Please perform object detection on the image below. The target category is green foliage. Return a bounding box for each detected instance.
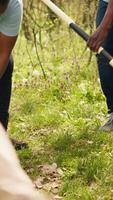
[10,1,112,198]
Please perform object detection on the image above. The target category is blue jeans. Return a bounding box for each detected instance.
[0,56,14,129]
[96,0,113,113]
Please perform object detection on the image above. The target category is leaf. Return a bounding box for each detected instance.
[40,163,63,179]
[87,140,93,145]
[57,168,63,176]
[41,163,58,177]
[34,177,45,189]
[43,183,52,191]
[52,195,63,200]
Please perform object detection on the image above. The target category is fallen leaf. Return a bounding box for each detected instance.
[41,163,58,177]
[57,168,63,176]
[52,195,63,200]
[34,177,45,189]
[43,183,52,191]
[87,140,93,145]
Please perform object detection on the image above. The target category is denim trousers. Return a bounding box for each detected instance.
[0,56,14,129]
[96,0,113,113]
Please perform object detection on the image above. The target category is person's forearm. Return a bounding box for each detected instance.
[100,0,113,30]
[0,54,9,78]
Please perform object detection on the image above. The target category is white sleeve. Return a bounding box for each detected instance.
[0,124,47,200]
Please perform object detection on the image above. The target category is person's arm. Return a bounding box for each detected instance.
[0,33,17,78]
[87,0,113,52]
[0,123,47,200]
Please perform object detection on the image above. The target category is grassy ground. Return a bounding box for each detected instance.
[8,30,113,199]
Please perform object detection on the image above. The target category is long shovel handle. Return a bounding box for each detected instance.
[41,0,113,67]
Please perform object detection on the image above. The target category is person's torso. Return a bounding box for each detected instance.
[102,0,109,3]
[0,0,23,36]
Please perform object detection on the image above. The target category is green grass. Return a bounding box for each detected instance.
[9,30,113,199]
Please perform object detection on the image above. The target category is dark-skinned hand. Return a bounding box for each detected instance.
[87,25,109,52]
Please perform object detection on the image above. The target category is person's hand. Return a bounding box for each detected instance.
[87,25,109,52]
